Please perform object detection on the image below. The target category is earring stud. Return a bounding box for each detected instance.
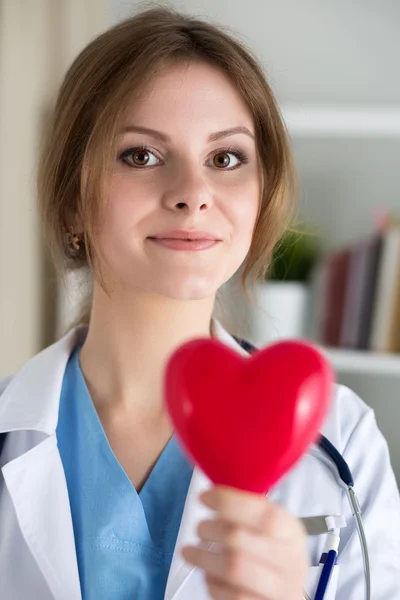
[67,230,82,251]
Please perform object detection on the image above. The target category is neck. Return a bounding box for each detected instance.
[78,284,216,419]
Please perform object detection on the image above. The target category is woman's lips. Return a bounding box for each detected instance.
[147,238,220,251]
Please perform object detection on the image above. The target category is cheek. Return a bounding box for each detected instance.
[105,176,151,233]
[228,179,261,238]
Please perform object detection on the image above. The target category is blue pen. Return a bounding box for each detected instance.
[314,532,339,600]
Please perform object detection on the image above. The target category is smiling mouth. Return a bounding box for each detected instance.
[147,237,220,251]
[149,237,211,241]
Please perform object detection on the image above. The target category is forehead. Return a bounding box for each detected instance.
[121,60,255,136]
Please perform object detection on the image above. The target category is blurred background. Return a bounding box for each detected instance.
[1,0,400,480]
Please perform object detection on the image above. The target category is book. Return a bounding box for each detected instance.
[369,225,400,352]
[322,249,351,347]
[389,271,400,352]
[339,240,369,349]
[357,233,383,349]
[338,233,383,349]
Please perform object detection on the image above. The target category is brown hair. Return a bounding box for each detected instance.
[37,4,298,331]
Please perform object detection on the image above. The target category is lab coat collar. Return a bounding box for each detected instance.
[0,326,87,435]
[0,316,336,445]
[0,317,337,444]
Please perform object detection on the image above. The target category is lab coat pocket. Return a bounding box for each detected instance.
[305,565,340,599]
[171,565,340,600]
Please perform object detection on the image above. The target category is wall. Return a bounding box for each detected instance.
[0,0,107,377]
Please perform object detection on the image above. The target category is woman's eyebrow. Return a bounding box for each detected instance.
[208,126,255,142]
[119,125,255,142]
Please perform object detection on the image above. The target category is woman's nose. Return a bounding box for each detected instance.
[162,164,213,212]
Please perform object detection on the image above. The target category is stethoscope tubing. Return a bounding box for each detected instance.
[311,435,371,600]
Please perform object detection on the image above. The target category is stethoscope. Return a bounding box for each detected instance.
[232,336,371,600]
[302,434,371,600]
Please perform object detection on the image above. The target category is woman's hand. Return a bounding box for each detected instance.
[181,485,309,600]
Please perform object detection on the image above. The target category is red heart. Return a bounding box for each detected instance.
[164,338,334,494]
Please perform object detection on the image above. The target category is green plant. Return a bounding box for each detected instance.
[267,224,321,282]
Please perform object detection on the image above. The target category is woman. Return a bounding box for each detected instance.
[0,7,399,600]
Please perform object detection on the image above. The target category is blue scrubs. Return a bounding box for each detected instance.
[56,344,194,600]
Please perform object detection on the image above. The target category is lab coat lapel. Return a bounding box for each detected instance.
[2,433,82,600]
[0,326,86,600]
[164,466,214,600]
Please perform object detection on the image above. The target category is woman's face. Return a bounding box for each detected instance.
[96,60,261,300]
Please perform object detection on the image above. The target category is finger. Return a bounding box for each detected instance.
[200,486,305,540]
[205,574,264,600]
[197,518,307,570]
[181,544,282,598]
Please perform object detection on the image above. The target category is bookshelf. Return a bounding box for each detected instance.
[323,347,400,377]
[282,103,400,482]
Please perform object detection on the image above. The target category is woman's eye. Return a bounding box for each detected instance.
[210,150,247,170]
[119,147,160,168]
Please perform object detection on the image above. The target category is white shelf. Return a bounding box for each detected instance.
[322,347,400,376]
[280,105,400,138]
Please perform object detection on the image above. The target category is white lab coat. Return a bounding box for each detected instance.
[0,319,400,600]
